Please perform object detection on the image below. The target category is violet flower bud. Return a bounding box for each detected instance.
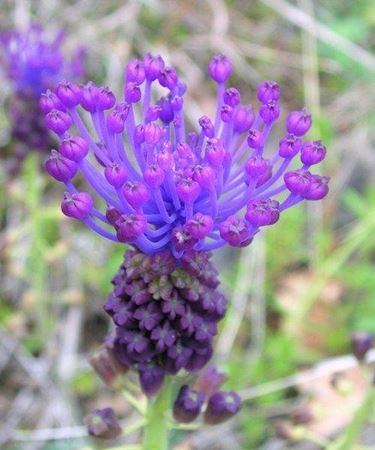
[61,191,93,219]
[351,331,373,361]
[159,66,178,90]
[45,109,72,135]
[80,82,98,112]
[144,164,165,188]
[84,407,122,439]
[146,105,161,122]
[125,82,141,103]
[257,80,280,103]
[223,87,241,107]
[173,385,205,423]
[232,105,255,133]
[105,164,128,188]
[303,175,329,200]
[247,129,264,149]
[220,105,233,123]
[107,103,129,134]
[204,391,242,425]
[157,148,174,171]
[123,181,150,209]
[199,116,215,138]
[56,81,82,107]
[39,89,64,113]
[59,135,88,162]
[138,361,165,396]
[144,123,162,145]
[176,178,201,204]
[279,134,302,158]
[246,199,280,227]
[208,54,232,83]
[286,108,312,136]
[245,156,269,178]
[45,150,78,182]
[284,169,312,195]
[143,53,165,81]
[192,164,216,190]
[116,214,147,242]
[185,213,213,239]
[134,124,145,144]
[301,140,327,166]
[96,87,116,111]
[219,215,250,247]
[157,97,174,124]
[125,58,145,84]
[260,100,280,124]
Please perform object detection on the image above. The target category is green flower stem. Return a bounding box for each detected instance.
[326,386,375,450]
[142,377,172,450]
[23,154,50,337]
[122,390,147,416]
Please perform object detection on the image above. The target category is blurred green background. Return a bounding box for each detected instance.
[0,0,375,449]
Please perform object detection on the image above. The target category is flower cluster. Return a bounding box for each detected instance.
[0,24,84,98]
[105,249,226,395]
[43,53,329,257]
[0,24,85,173]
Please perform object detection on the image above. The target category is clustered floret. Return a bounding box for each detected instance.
[43,53,329,258]
[104,249,226,396]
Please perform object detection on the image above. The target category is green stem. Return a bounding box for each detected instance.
[23,155,50,337]
[142,377,172,450]
[327,386,375,450]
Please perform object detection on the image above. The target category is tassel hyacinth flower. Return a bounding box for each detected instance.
[0,24,85,172]
[44,53,328,445]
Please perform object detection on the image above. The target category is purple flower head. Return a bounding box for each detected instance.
[173,385,205,423]
[204,391,242,425]
[0,25,85,98]
[43,52,327,256]
[84,407,122,439]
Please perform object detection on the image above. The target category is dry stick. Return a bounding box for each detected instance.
[260,0,375,72]
[298,0,323,266]
[216,245,256,361]
[240,349,375,402]
[247,236,266,361]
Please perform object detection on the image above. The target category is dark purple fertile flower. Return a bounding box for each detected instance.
[173,385,205,423]
[138,361,165,396]
[204,391,242,425]
[84,407,122,439]
[43,53,327,255]
[105,249,226,395]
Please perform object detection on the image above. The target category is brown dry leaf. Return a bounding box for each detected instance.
[276,269,344,352]
[298,365,370,437]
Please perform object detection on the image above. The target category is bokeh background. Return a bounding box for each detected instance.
[0,0,374,449]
